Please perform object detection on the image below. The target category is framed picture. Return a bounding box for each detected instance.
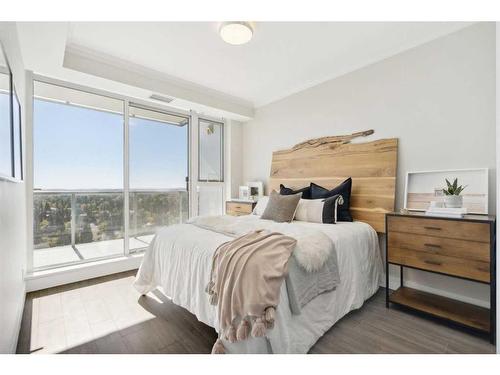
[404,168,489,214]
[246,181,263,201]
[239,185,250,201]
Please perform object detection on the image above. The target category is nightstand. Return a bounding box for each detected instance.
[385,212,496,344]
[226,200,256,216]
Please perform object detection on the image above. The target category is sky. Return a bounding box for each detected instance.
[34,99,188,190]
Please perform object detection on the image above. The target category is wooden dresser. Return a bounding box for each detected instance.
[226,200,256,216]
[386,212,496,343]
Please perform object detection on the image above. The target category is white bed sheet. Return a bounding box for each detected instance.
[134,216,383,353]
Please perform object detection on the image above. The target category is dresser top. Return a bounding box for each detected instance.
[388,211,495,223]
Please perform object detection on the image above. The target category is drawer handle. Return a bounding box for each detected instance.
[424,243,441,249]
[424,226,442,231]
[424,259,442,266]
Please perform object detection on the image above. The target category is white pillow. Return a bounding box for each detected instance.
[252,196,269,216]
[294,199,325,223]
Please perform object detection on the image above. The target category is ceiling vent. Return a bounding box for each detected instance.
[149,94,174,104]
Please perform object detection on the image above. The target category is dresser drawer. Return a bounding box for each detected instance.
[388,231,490,262]
[387,216,490,243]
[388,246,490,282]
[226,209,250,216]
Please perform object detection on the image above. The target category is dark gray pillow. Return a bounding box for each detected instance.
[261,191,302,223]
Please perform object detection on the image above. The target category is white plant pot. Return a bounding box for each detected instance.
[444,195,463,208]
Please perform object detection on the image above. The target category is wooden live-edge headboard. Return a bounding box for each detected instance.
[267,130,398,233]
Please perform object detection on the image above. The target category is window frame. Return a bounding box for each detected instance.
[0,63,15,181]
[127,101,191,253]
[0,41,24,183]
[197,117,224,183]
[29,74,193,272]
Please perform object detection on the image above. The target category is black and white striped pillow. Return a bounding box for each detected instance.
[294,194,344,224]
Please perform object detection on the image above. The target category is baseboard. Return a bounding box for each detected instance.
[25,254,143,292]
[382,274,490,308]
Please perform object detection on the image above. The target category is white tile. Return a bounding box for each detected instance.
[84,298,113,324]
[90,319,118,339]
[34,318,67,354]
[38,293,63,323]
[64,313,92,349]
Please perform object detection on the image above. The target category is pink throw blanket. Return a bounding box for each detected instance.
[206,229,297,354]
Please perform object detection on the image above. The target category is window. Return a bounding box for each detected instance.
[0,42,13,179]
[33,81,124,269]
[0,70,10,178]
[128,104,189,251]
[195,118,225,216]
[0,44,23,181]
[198,119,223,181]
[32,79,192,270]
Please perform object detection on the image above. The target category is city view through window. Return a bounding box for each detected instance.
[33,82,189,269]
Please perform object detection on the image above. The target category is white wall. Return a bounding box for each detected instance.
[0,22,28,353]
[242,23,496,306]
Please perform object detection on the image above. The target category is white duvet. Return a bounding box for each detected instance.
[134,215,383,354]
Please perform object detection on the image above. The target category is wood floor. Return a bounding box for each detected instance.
[16,270,495,354]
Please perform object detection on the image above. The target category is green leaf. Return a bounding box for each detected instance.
[452,178,458,191]
[442,189,450,196]
[455,185,467,195]
[445,179,452,189]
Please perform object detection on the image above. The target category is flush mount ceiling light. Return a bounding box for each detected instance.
[219,22,253,45]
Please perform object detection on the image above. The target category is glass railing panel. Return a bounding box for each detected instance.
[33,189,188,269]
[74,192,124,260]
[33,193,73,268]
[128,190,188,252]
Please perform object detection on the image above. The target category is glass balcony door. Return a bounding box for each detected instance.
[33,81,125,269]
[193,117,225,216]
[32,79,191,270]
[127,103,189,252]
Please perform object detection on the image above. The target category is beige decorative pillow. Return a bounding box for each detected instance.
[252,196,269,216]
[261,190,301,223]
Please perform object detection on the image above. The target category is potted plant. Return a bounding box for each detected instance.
[442,178,467,208]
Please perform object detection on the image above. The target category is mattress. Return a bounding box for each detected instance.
[134,216,383,353]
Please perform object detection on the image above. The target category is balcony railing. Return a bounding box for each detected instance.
[33,189,188,269]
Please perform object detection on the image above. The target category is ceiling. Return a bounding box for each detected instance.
[16,22,473,120]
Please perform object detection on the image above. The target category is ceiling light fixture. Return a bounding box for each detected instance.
[219,22,253,45]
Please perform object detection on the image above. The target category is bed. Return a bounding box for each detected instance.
[134,131,398,354]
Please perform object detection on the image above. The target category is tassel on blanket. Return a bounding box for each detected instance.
[251,317,266,337]
[226,325,237,343]
[265,307,275,324]
[209,293,218,305]
[205,280,214,294]
[236,319,250,341]
[264,307,276,329]
[211,339,225,354]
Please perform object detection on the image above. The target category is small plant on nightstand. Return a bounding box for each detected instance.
[442,178,467,208]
